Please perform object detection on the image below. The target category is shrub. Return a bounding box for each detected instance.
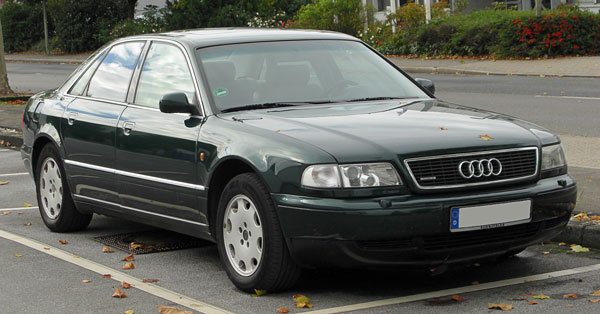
[0,1,48,52]
[47,0,129,53]
[295,0,364,36]
[98,5,167,42]
[163,0,259,30]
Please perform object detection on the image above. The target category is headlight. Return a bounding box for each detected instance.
[301,163,402,188]
[541,144,566,170]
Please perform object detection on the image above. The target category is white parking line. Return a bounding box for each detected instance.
[309,262,600,314]
[0,172,29,177]
[0,206,38,211]
[0,229,233,314]
[536,95,600,100]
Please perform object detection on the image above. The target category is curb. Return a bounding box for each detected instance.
[6,58,83,65]
[401,66,600,78]
[0,127,23,149]
[552,220,600,249]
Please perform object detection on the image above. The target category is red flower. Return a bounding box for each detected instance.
[574,45,580,49]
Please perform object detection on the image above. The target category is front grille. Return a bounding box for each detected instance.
[405,147,538,189]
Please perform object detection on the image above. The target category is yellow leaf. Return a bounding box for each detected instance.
[591,290,600,296]
[293,294,311,303]
[440,127,448,130]
[59,240,68,245]
[112,287,127,298]
[120,281,132,289]
[102,246,115,253]
[543,251,550,255]
[479,134,492,141]
[533,294,550,299]
[23,202,32,207]
[14,254,22,257]
[129,242,143,251]
[0,181,9,185]
[73,254,80,258]
[82,280,91,283]
[558,242,567,246]
[124,310,134,314]
[157,305,193,314]
[121,254,135,261]
[570,245,590,253]
[488,302,513,310]
[251,289,267,297]
[24,223,31,226]
[1,211,9,215]
[589,299,600,303]
[122,262,135,270]
[520,292,536,296]
[295,302,312,308]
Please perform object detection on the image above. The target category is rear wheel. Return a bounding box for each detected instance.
[216,173,301,292]
[36,144,92,232]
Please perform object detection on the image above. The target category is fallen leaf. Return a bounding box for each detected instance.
[14,254,22,257]
[82,280,91,283]
[567,304,574,307]
[23,202,32,207]
[591,290,600,296]
[527,300,539,305]
[24,223,31,226]
[121,254,135,261]
[277,307,289,313]
[124,310,134,314]
[472,281,480,285]
[155,242,166,248]
[73,254,80,258]
[129,242,143,251]
[122,262,135,270]
[252,289,267,297]
[479,134,492,141]
[59,240,68,245]
[143,245,155,252]
[563,293,578,299]
[473,263,481,267]
[451,295,466,302]
[540,75,546,78]
[533,294,550,299]
[440,127,448,130]
[157,305,193,314]
[293,295,311,303]
[120,281,132,289]
[1,211,9,215]
[103,274,112,279]
[142,279,159,283]
[520,292,536,296]
[543,251,550,255]
[524,280,531,283]
[571,245,590,253]
[43,247,50,250]
[558,242,567,246]
[589,299,600,303]
[295,302,313,309]
[569,243,577,247]
[112,287,127,298]
[507,297,527,301]
[488,302,513,310]
[0,181,9,185]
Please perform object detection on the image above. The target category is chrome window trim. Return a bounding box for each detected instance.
[64,159,206,191]
[403,147,539,190]
[73,194,208,227]
[64,37,206,117]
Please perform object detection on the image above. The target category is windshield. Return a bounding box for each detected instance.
[196,40,429,112]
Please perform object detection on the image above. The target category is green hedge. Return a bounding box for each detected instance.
[0,1,48,52]
[372,9,600,58]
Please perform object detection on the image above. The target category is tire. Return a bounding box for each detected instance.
[216,173,301,292]
[35,144,92,232]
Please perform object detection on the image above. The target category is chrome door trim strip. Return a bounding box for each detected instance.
[64,159,206,191]
[403,147,539,190]
[73,194,208,227]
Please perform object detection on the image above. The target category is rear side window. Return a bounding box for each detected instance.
[87,41,145,102]
[69,50,106,96]
[135,43,196,109]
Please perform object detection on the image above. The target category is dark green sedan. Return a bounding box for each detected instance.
[21,29,576,292]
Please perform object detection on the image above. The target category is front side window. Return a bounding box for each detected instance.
[135,43,196,109]
[87,41,145,102]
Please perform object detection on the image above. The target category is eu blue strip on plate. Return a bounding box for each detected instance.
[450,208,460,229]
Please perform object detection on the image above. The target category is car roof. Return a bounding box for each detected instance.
[121,28,360,48]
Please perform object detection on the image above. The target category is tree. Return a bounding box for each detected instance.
[127,0,138,19]
[0,18,14,95]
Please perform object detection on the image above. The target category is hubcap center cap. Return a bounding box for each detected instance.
[243,230,249,240]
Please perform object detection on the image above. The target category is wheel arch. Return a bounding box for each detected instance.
[31,134,62,179]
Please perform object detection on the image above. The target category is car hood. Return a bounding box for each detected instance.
[221,99,557,163]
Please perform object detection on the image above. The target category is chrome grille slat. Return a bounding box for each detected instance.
[404,147,539,190]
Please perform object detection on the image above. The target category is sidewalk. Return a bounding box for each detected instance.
[6,52,600,77]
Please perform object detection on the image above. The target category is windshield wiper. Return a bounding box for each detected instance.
[220,102,301,113]
[344,97,409,102]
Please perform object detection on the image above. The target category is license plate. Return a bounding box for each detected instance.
[450,200,531,232]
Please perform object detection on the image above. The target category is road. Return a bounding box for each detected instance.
[2,63,600,313]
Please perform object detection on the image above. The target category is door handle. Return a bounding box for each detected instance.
[67,112,78,125]
[122,121,135,136]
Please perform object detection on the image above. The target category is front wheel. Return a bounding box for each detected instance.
[216,173,301,292]
[35,144,92,232]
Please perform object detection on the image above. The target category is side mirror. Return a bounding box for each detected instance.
[159,92,199,115]
[415,78,435,95]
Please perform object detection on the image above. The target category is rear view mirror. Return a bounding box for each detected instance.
[415,78,435,95]
[159,92,199,115]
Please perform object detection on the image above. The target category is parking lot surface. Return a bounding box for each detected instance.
[2,147,600,313]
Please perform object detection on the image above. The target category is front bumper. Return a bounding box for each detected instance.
[273,174,576,268]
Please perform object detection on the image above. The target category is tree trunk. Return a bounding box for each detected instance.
[535,0,542,16]
[127,0,138,20]
[0,18,14,96]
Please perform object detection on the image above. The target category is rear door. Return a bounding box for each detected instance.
[115,41,207,226]
[62,41,145,204]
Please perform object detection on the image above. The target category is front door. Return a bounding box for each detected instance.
[115,42,206,225]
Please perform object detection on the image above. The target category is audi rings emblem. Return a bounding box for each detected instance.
[458,158,502,179]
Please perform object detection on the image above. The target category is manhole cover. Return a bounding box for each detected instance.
[93,230,210,254]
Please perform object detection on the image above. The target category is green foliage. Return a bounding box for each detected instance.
[0,1,48,52]
[97,5,167,42]
[294,0,364,36]
[48,0,129,53]
[163,0,261,30]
